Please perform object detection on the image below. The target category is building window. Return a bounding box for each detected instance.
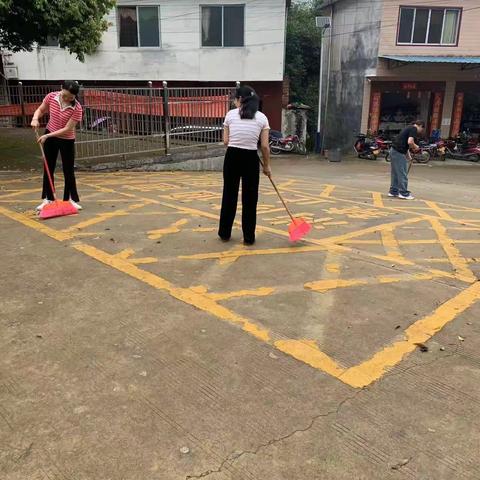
[201,5,245,47]
[397,7,460,45]
[118,6,160,47]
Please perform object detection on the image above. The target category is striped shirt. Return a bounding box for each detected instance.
[224,108,270,151]
[43,92,83,140]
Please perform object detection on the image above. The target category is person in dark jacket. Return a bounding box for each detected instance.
[388,120,425,200]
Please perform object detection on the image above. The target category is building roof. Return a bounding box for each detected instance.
[380,55,480,65]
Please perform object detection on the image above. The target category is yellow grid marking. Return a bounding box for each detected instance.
[2,172,479,390]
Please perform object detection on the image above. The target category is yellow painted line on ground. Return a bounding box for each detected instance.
[372,192,384,208]
[448,227,480,231]
[180,245,327,261]
[400,239,480,245]
[192,227,217,232]
[73,243,270,342]
[134,191,417,267]
[277,180,296,189]
[399,239,437,244]
[283,186,480,229]
[429,218,477,283]
[147,219,189,240]
[113,248,158,265]
[179,219,418,267]
[340,280,480,388]
[305,271,446,294]
[63,202,150,234]
[425,201,453,220]
[0,200,44,204]
[0,188,39,199]
[325,263,341,274]
[320,185,336,198]
[322,216,424,246]
[209,287,275,301]
[2,174,479,390]
[381,228,405,263]
[341,240,381,245]
[275,339,345,378]
[306,278,368,292]
[0,206,73,241]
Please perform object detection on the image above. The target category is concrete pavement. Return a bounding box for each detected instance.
[1,158,479,479]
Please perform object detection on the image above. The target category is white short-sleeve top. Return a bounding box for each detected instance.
[223,108,270,151]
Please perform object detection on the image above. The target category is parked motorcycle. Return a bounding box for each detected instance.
[444,135,480,162]
[269,130,307,155]
[375,136,392,160]
[354,134,380,160]
[385,139,444,163]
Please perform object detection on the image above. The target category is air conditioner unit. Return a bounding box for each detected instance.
[4,66,18,79]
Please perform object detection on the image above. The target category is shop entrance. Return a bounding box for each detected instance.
[369,82,445,139]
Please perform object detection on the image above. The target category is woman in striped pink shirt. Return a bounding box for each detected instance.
[31,81,83,211]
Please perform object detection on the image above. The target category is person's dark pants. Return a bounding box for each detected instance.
[218,147,260,244]
[41,131,80,202]
[389,147,410,197]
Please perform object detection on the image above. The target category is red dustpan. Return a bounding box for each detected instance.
[36,131,78,220]
[263,165,312,242]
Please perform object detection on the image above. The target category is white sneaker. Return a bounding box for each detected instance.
[388,192,398,197]
[398,193,415,200]
[69,199,83,210]
[36,199,51,211]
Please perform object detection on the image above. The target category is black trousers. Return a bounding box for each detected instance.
[41,131,80,202]
[218,147,260,243]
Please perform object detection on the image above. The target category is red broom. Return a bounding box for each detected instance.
[261,161,312,242]
[36,131,78,220]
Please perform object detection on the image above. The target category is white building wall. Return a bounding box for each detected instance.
[7,0,286,82]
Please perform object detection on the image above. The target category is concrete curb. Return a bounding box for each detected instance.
[76,144,226,172]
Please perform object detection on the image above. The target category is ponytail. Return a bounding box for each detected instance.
[235,85,259,120]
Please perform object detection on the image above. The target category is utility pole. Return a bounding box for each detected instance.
[315,16,331,154]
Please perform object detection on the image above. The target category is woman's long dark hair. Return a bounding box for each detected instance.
[236,85,259,120]
[62,80,80,106]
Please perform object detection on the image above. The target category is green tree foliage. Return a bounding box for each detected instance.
[285,0,324,140]
[0,0,116,62]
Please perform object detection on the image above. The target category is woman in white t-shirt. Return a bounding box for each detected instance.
[218,86,272,246]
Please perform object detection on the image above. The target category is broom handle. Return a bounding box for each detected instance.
[259,159,295,222]
[35,129,57,201]
[407,150,413,174]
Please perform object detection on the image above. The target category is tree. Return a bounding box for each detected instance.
[285,0,324,143]
[0,0,116,62]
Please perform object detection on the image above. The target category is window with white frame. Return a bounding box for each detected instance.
[201,5,245,47]
[118,6,161,47]
[397,7,461,45]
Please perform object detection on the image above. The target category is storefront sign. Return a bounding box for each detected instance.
[402,82,417,90]
[451,92,464,137]
[369,92,381,134]
[430,92,443,134]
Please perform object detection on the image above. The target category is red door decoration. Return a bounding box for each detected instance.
[369,92,382,134]
[430,92,443,135]
[451,92,464,138]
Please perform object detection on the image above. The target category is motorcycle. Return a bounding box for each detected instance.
[375,136,392,160]
[444,138,480,162]
[269,130,307,155]
[385,139,443,164]
[354,134,380,160]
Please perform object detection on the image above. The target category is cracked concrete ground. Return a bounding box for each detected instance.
[1,158,479,479]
